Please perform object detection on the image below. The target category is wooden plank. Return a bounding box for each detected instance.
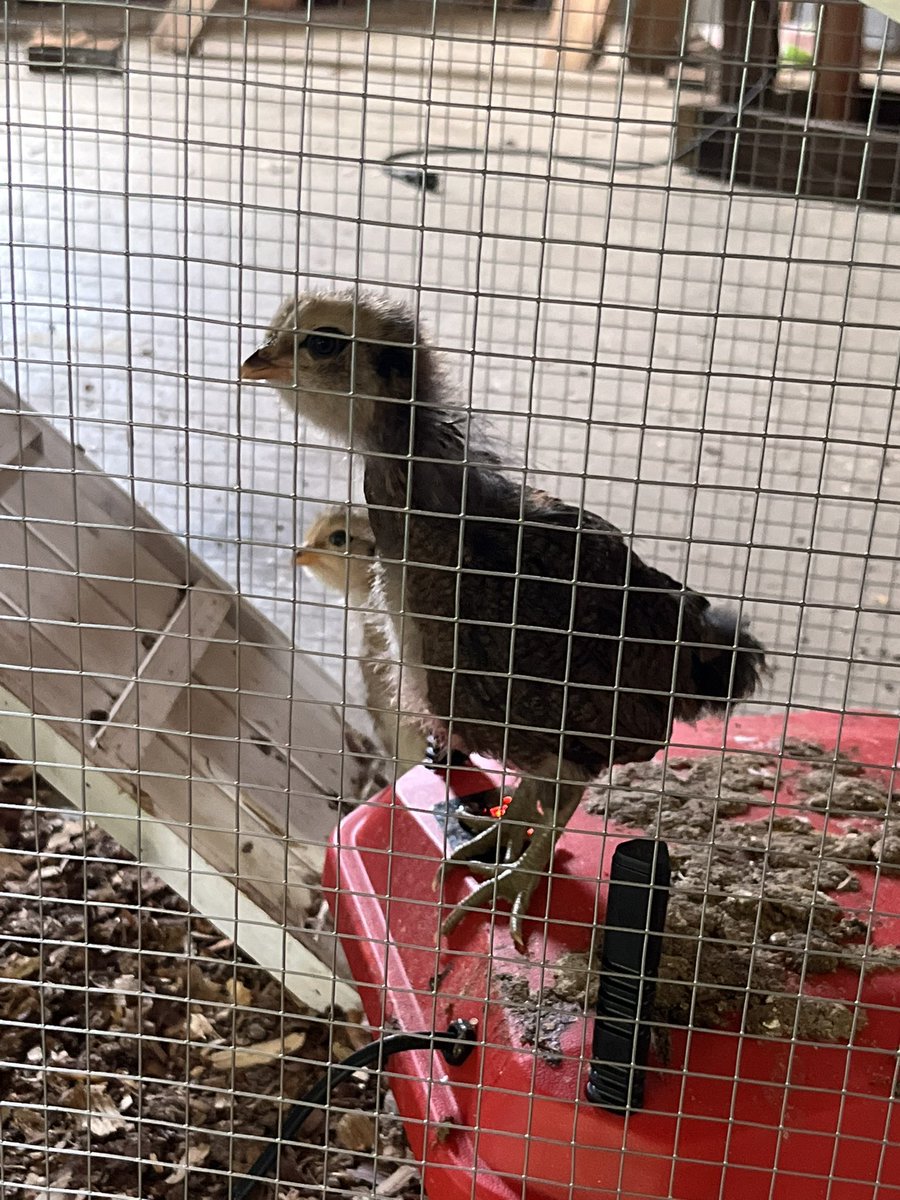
[0,412,43,493]
[91,584,233,761]
[0,383,356,798]
[0,628,314,930]
[0,503,356,795]
[152,0,220,56]
[0,484,349,793]
[0,601,346,922]
[0,592,347,977]
[0,521,164,695]
[0,383,374,1010]
[0,408,202,612]
[0,581,349,858]
[1,471,188,637]
[0,592,350,884]
[0,594,123,719]
[0,681,357,1013]
[193,637,362,799]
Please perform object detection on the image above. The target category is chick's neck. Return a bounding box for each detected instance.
[364,396,501,520]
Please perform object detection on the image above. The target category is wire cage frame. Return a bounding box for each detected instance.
[1,0,899,1197]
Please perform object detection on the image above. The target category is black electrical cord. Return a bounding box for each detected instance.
[382,71,775,192]
[232,1020,478,1200]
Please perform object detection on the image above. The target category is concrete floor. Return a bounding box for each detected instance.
[1,4,898,719]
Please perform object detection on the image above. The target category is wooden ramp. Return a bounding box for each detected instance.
[0,382,368,1012]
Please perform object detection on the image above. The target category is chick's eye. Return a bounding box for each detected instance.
[306,332,343,359]
[327,530,347,547]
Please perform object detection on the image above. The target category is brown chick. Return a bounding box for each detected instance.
[242,292,767,952]
[295,505,427,766]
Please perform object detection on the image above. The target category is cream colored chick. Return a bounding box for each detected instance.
[295,505,426,766]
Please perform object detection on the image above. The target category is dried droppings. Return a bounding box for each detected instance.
[803,775,893,814]
[853,945,900,974]
[496,968,588,1066]
[551,951,599,1005]
[746,995,858,1042]
[585,753,777,844]
[875,833,900,870]
[826,831,878,864]
[778,741,863,774]
[551,748,898,1057]
[778,738,827,760]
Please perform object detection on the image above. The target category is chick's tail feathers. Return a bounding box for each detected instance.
[675,604,768,721]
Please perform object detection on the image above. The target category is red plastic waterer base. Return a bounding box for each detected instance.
[323,712,900,1200]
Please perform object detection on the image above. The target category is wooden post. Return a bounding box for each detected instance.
[543,0,686,73]
[720,0,779,107]
[627,0,687,76]
[814,0,863,124]
[152,0,220,55]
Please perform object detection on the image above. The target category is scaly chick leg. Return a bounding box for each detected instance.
[438,758,588,953]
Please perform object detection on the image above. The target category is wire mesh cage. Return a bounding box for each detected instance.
[1,0,899,1196]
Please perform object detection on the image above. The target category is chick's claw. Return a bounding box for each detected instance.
[432,787,539,896]
[435,773,588,952]
[439,839,554,954]
[432,803,532,897]
[438,817,557,953]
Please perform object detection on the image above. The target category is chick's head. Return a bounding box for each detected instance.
[295,505,376,605]
[240,292,424,445]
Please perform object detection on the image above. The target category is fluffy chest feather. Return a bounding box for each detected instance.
[369,554,433,729]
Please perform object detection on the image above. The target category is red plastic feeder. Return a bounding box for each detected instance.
[323,713,900,1200]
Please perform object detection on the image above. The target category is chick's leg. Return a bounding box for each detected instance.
[438,758,588,953]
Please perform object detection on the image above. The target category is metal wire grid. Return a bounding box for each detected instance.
[3,9,899,707]
[1,0,900,1197]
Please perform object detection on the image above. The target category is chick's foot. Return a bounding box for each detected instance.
[436,765,588,953]
[447,786,541,857]
[439,825,556,953]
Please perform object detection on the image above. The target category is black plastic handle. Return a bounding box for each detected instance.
[586,838,671,1114]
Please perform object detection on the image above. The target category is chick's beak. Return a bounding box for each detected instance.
[294,547,319,568]
[240,350,277,381]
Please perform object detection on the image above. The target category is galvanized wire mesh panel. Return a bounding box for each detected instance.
[1,0,899,1197]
